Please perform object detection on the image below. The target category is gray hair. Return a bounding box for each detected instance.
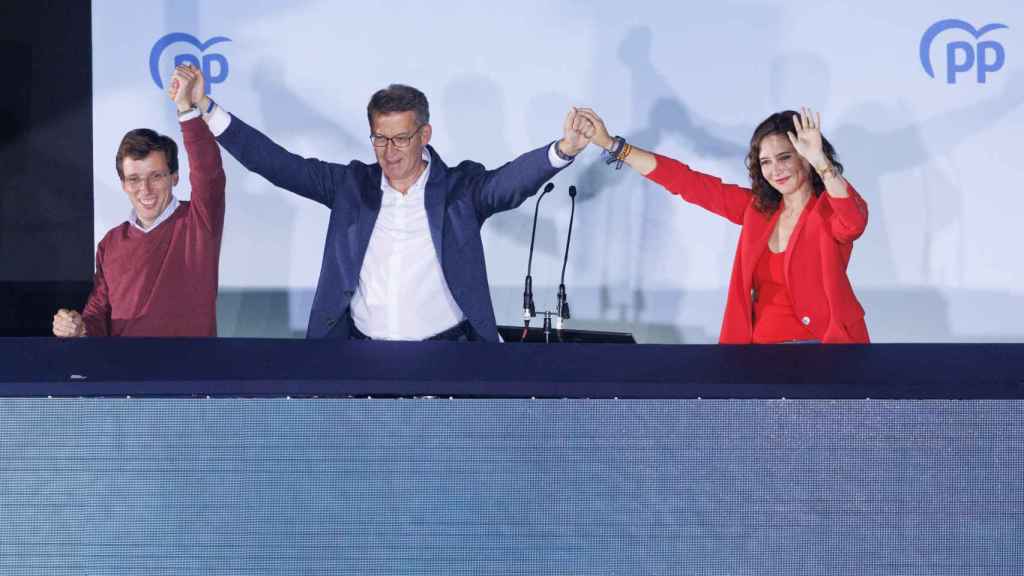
[366,84,430,128]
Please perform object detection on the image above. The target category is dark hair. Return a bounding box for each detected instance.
[366,84,430,128]
[744,110,843,214]
[115,128,178,180]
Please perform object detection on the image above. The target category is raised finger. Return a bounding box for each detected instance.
[577,109,604,131]
[791,113,803,135]
[563,107,577,127]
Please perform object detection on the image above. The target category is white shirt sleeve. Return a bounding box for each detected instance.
[203,103,232,137]
[177,108,201,122]
[548,142,573,168]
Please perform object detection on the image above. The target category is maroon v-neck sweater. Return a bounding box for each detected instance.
[82,117,225,336]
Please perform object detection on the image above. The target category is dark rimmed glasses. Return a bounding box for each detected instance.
[370,124,424,149]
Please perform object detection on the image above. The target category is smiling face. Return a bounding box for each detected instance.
[757,133,812,197]
[120,151,178,228]
[371,111,431,189]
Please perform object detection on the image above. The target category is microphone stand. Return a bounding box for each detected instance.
[555,185,576,331]
[522,182,554,341]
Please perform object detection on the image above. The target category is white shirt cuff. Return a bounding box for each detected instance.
[548,142,573,168]
[204,104,232,137]
[177,108,201,122]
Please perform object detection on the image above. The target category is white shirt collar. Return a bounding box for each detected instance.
[129,195,180,233]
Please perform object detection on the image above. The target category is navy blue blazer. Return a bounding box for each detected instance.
[217,114,565,341]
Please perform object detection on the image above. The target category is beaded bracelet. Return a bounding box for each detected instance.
[603,136,627,168]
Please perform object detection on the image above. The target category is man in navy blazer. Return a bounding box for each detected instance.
[196,82,592,341]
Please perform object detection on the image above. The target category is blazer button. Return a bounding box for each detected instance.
[326,317,338,328]
[801,316,811,326]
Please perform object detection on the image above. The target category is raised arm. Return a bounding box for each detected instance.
[169,65,226,234]
[788,107,867,243]
[576,108,751,224]
[473,107,593,219]
[822,184,868,244]
[195,93,341,208]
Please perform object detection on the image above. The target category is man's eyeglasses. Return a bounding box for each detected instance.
[124,171,170,190]
[370,124,424,149]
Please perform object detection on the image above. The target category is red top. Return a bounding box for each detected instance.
[752,249,816,343]
[82,118,225,337]
[645,155,870,344]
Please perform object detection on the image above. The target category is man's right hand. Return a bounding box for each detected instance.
[167,64,206,113]
[53,309,86,338]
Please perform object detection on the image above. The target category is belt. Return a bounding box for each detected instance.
[349,318,473,342]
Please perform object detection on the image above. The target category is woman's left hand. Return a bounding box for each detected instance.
[787,107,828,168]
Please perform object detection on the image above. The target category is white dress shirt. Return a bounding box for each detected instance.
[350,151,466,340]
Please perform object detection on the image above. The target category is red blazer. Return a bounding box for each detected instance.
[647,155,870,344]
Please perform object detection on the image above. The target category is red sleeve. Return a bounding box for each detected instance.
[823,181,868,244]
[645,154,752,225]
[81,239,111,337]
[180,117,226,235]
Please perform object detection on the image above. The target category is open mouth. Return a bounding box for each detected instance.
[137,196,160,210]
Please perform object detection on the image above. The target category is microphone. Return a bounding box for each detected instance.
[555,185,577,330]
[523,182,554,334]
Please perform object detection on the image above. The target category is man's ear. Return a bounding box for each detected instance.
[420,123,432,147]
[171,172,180,187]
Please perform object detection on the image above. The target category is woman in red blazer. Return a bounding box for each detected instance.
[577,107,869,344]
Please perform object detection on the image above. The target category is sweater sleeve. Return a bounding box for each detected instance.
[645,154,752,225]
[81,239,112,337]
[180,117,226,236]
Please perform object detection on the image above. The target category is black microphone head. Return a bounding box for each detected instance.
[522,276,536,318]
[568,185,577,198]
[556,285,570,320]
[543,182,555,194]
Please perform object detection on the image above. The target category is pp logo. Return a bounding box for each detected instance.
[149,33,232,94]
[920,19,1008,84]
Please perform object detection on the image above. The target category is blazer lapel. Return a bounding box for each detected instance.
[356,165,384,271]
[783,194,819,285]
[742,209,778,293]
[424,146,446,261]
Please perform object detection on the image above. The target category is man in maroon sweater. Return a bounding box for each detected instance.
[52,65,226,337]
